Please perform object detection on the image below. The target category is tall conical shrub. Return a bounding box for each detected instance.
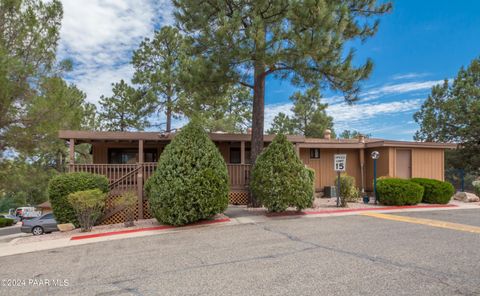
[145,122,229,225]
[251,134,315,212]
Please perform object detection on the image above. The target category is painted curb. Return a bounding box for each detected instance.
[266,204,457,217]
[70,218,231,241]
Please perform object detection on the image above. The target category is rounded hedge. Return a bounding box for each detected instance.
[0,218,14,227]
[251,134,315,212]
[145,122,229,226]
[411,178,455,204]
[376,178,423,206]
[48,172,109,225]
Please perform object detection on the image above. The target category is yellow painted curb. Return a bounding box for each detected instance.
[361,212,480,234]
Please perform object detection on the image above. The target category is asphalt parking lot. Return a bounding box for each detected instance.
[1,209,479,296]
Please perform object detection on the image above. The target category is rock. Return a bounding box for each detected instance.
[454,192,480,202]
[57,223,75,232]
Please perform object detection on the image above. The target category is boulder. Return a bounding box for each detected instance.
[453,192,480,203]
[57,223,75,232]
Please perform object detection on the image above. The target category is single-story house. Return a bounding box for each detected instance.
[59,129,455,224]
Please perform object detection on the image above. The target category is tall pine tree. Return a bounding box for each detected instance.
[173,1,391,204]
[99,80,155,131]
[268,86,334,138]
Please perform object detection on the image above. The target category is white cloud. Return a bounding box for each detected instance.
[59,0,173,103]
[265,98,423,134]
[361,80,442,101]
[391,72,430,80]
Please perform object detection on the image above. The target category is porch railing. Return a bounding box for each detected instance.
[70,163,251,190]
[227,164,250,190]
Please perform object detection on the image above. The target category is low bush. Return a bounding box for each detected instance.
[68,189,107,232]
[411,178,455,204]
[335,173,360,207]
[0,218,14,227]
[251,134,315,212]
[376,178,423,206]
[48,172,109,226]
[145,122,229,226]
[115,191,137,227]
[473,180,480,197]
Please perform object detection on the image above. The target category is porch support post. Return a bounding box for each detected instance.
[69,138,75,172]
[359,148,365,193]
[137,140,144,219]
[295,143,300,157]
[240,141,245,164]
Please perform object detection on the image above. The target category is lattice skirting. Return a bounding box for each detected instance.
[100,194,152,225]
[229,191,249,205]
[101,191,247,225]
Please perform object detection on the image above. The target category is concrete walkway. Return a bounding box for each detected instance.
[0,202,477,258]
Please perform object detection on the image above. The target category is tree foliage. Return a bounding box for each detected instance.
[268,86,334,137]
[339,130,371,139]
[0,0,64,153]
[132,26,186,131]
[173,0,392,178]
[414,57,480,172]
[99,80,155,131]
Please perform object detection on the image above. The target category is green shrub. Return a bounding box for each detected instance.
[376,178,423,206]
[68,189,107,232]
[251,134,315,212]
[473,180,480,197]
[411,178,455,204]
[48,172,109,225]
[145,122,229,226]
[335,173,360,207]
[115,191,137,227]
[0,218,14,227]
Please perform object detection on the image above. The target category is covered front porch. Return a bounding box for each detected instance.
[64,131,257,223]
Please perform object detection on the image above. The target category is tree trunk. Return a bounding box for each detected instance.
[249,64,265,207]
[166,96,172,132]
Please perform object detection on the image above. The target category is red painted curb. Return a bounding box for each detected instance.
[267,204,457,217]
[70,218,231,241]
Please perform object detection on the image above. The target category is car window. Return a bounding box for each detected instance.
[42,213,53,219]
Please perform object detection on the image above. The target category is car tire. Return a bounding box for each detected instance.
[32,226,44,235]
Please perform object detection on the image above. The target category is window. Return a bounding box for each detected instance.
[229,147,251,164]
[310,148,320,159]
[108,149,137,164]
[42,213,53,219]
[108,149,158,164]
[230,148,241,164]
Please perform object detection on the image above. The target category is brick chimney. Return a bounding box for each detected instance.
[358,134,365,143]
[323,129,332,140]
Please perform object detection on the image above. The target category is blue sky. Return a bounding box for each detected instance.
[59,0,480,140]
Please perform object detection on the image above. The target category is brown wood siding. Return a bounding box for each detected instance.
[216,142,230,163]
[300,148,362,191]
[411,148,444,181]
[365,147,393,191]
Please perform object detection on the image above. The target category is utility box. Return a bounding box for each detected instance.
[323,186,337,198]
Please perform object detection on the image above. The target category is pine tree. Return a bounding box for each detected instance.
[268,86,334,138]
[98,80,154,131]
[132,26,186,132]
[172,1,391,204]
[414,57,480,172]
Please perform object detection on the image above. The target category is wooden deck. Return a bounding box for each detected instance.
[69,163,250,190]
